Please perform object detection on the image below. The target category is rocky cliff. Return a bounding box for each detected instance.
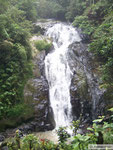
[68,39,105,123]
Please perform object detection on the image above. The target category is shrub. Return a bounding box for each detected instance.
[0,104,34,131]
[40,139,57,150]
[89,16,113,83]
[0,6,33,121]
[73,16,95,36]
[6,104,34,118]
[22,134,39,150]
[34,40,52,51]
[57,127,70,144]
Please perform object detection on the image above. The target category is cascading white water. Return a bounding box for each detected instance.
[45,23,81,128]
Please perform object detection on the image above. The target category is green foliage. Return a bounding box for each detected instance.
[89,14,113,83]
[73,16,95,36]
[57,127,70,144]
[7,132,58,150]
[84,1,111,23]
[0,0,10,14]
[93,116,105,123]
[0,0,33,122]
[37,0,65,20]
[65,0,108,21]
[87,111,113,144]
[72,0,113,87]
[71,120,80,135]
[6,103,34,119]
[72,134,91,150]
[40,140,58,150]
[0,42,32,118]
[66,0,87,21]
[35,40,52,51]
[108,108,113,112]
[103,122,113,144]
[22,134,39,150]
[0,104,34,131]
[71,108,113,149]
[17,0,38,22]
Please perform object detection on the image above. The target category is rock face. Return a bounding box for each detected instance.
[24,50,55,132]
[68,41,105,123]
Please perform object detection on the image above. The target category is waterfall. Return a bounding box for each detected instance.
[45,23,81,128]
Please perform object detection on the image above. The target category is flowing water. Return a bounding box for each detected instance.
[45,23,81,129]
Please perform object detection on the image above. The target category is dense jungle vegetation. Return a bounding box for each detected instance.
[0,0,38,129]
[0,0,113,149]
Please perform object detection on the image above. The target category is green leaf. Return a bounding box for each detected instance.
[93,119,103,123]
[87,127,94,131]
[73,142,79,149]
[108,108,113,112]
[95,132,99,137]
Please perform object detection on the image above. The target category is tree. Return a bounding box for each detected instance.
[0,0,33,120]
[65,0,87,21]
[0,0,10,13]
[17,0,38,22]
[37,0,64,19]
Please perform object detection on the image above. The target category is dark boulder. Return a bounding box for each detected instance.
[0,135,5,142]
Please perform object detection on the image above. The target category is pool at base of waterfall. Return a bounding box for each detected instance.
[35,130,58,143]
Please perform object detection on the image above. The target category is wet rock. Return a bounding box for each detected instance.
[1,146,8,150]
[19,124,33,134]
[24,49,55,132]
[77,28,90,43]
[68,40,105,122]
[35,19,59,31]
[32,24,45,35]
[46,107,56,129]
[0,135,5,142]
